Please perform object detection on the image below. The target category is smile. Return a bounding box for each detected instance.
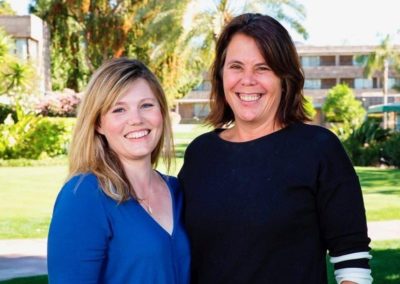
[235,92,262,102]
[124,129,150,139]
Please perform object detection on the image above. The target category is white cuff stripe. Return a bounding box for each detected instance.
[335,268,373,284]
[330,251,372,263]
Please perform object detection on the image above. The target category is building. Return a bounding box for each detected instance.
[176,44,400,124]
[0,14,51,92]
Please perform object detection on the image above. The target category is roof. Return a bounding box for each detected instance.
[368,103,400,113]
[176,91,210,103]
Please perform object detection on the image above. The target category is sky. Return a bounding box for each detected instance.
[9,0,400,46]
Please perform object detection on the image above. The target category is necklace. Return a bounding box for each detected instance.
[138,197,153,215]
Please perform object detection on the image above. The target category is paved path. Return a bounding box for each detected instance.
[0,220,399,281]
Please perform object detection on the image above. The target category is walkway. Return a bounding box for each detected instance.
[0,220,399,281]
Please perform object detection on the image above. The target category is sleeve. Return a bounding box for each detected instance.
[315,131,372,283]
[47,174,112,284]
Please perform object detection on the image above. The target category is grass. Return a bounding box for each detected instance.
[0,124,399,239]
[1,240,399,283]
[0,124,398,282]
[327,240,400,283]
[356,167,400,221]
[0,275,47,284]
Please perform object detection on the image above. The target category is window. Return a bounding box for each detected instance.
[339,55,353,66]
[355,78,373,89]
[301,56,320,67]
[388,78,400,89]
[353,55,368,67]
[373,77,378,88]
[320,56,335,66]
[341,78,355,88]
[15,39,28,60]
[321,78,336,89]
[304,79,321,89]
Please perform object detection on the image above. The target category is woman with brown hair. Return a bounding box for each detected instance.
[179,13,372,283]
[48,58,190,283]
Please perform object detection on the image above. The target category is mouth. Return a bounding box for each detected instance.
[235,92,263,102]
[124,129,150,139]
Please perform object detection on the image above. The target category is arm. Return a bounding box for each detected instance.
[47,174,111,283]
[315,132,372,284]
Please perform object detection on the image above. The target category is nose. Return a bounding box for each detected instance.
[127,109,142,126]
[240,70,256,86]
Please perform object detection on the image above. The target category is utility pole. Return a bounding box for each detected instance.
[383,59,389,129]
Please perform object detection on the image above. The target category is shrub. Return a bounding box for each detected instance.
[382,133,400,168]
[343,120,390,166]
[0,103,17,123]
[36,91,81,117]
[0,112,75,159]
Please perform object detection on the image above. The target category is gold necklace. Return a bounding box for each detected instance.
[138,197,153,215]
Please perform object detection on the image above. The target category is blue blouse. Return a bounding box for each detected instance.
[47,173,190,284]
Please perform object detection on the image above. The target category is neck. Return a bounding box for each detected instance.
[120,157,154,198]
[225,118,282,142]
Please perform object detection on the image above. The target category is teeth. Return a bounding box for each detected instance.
[125,130,150,139]
[237,93,261,102]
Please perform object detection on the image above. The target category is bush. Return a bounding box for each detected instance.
[382,133,400,168]
[0,103,17,123]
[0,113,75,159]
[36,91,81,117]
[343,120,390,166]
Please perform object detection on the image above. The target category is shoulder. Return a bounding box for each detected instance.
[288,123,338,140]
[185,129,217,154]
[54,173,105,210]
[61,173,102,196]
[161,174,179,189]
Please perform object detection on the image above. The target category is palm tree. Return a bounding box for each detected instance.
[361,35,400,128]
[183,0,308,68]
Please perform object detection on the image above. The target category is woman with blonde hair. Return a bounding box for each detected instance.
[48,58,190,283]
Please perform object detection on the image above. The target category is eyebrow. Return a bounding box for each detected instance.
[225,60,268,66]
[114,97,157,105]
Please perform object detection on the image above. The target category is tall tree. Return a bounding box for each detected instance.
[30,0,198,102]
[360,35,400,128]
[0,0,16,15]
[183,0,308,69]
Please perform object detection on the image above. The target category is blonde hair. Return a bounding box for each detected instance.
[68,58,174,202]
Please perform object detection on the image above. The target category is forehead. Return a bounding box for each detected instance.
[116,78,157,103]
[225,33,265,62]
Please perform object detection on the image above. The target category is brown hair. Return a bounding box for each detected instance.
[68,58,174,202]
[206,13,310,127]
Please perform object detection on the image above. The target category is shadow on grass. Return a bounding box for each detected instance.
[0,275,47,284]
[327,246,400,283]
[2,248,399,284]
[357,168,400,189]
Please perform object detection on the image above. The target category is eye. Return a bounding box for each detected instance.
[256,65,271,71]
[229,64,242,70]
[111,107,125,113]
[141,103,154,109]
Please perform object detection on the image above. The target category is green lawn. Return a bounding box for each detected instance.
[0,124,399,283]
[0,124,399,239]
[2,240,398,284]
[356,167,400,221]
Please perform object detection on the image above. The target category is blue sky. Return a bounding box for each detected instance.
[10,0,400,45]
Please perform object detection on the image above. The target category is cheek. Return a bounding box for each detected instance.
[223,71,238,91]
[149,109,163,128]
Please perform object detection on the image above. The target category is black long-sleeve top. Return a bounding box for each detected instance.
[178,123,371,284]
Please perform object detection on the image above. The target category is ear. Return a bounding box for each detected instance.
[96,123,105,135]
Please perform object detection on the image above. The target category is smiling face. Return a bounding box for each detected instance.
[97,78,163,165]
[222,33,282,128]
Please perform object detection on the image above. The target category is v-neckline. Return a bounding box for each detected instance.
[135,172,175,237]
